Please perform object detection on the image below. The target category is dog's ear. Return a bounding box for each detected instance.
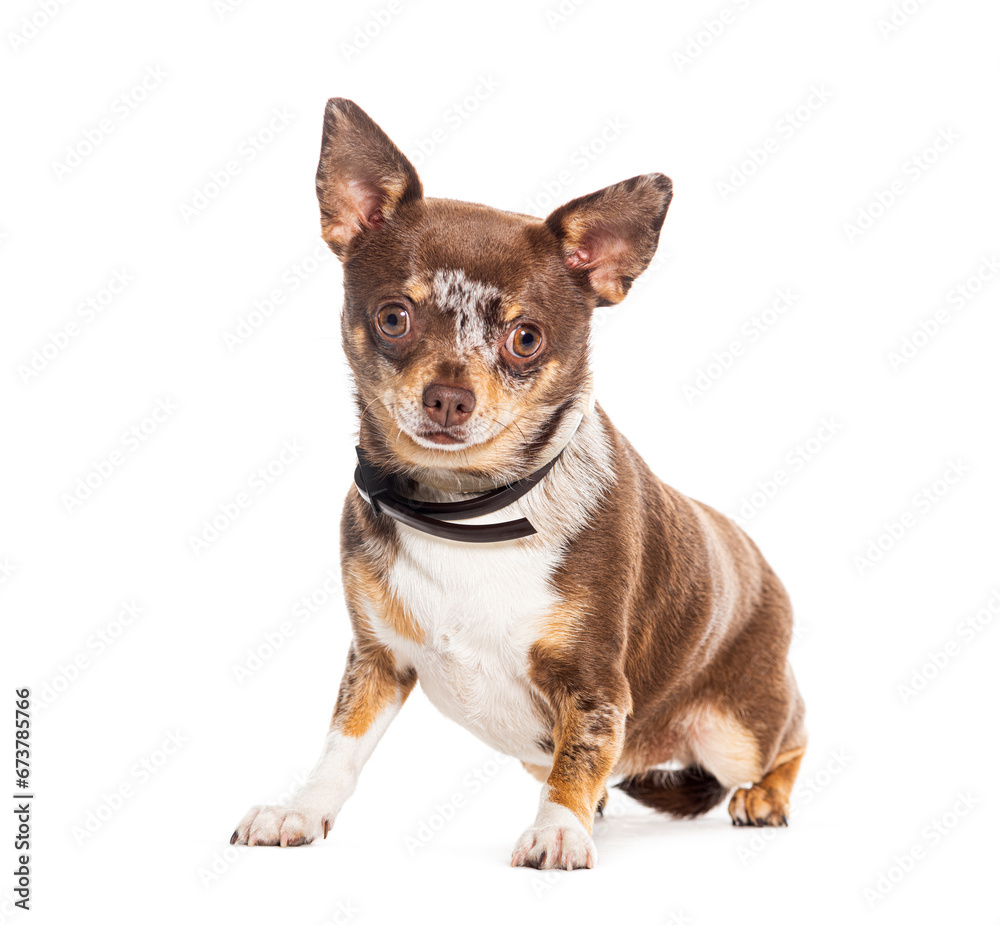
[315,99,423,257]
[545,174,672,306]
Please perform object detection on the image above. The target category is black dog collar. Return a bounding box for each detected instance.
[353,445,563,543]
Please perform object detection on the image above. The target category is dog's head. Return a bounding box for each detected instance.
[317,99,671,484]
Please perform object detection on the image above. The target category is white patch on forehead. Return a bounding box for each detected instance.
[430,268,503,352]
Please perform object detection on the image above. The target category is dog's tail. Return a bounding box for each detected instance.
[615,766,729,818]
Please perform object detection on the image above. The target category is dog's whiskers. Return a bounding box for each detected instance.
[488,415,527,444]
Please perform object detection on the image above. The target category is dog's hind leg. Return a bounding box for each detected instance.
[728,686,807,827]
[728,744,805,827]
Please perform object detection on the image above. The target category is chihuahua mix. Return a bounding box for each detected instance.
[232,99,806,869]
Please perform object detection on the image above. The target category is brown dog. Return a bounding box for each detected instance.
[231,99,806,869]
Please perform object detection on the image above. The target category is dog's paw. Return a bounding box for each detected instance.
[511,824,597,870]
[728,785,788,827]
[230,805,332,847]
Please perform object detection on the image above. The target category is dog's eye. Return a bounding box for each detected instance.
[376,304,410,338]
[505,324,543,359]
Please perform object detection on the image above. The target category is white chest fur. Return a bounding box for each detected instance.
[377,521,561,765]
[365,412,614,765]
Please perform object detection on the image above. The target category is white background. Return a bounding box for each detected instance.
[2,0,998,922]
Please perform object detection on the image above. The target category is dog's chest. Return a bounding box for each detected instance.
[380,526,561,763]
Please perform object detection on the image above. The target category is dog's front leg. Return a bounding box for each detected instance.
[232,640,414,846]
[511,682,629,870]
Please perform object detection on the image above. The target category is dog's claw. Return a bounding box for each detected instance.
[511,825,595,870]
[729,784,793,828]
[323,819,331,839]
[230,830,239,845]
[233,805,329,846]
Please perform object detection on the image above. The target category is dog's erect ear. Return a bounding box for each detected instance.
[315,98,423,257]
[545,174,673,306]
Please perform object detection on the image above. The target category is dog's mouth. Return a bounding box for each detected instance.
[381,397,517,458]
[388,404,504,454]
[405,424,484,451]
[418,430,466,446]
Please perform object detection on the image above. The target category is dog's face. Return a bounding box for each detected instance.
[316,99,672,481]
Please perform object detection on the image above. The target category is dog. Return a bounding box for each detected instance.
[231,99,806,870]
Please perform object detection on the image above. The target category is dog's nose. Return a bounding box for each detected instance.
[422,383,476,427]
